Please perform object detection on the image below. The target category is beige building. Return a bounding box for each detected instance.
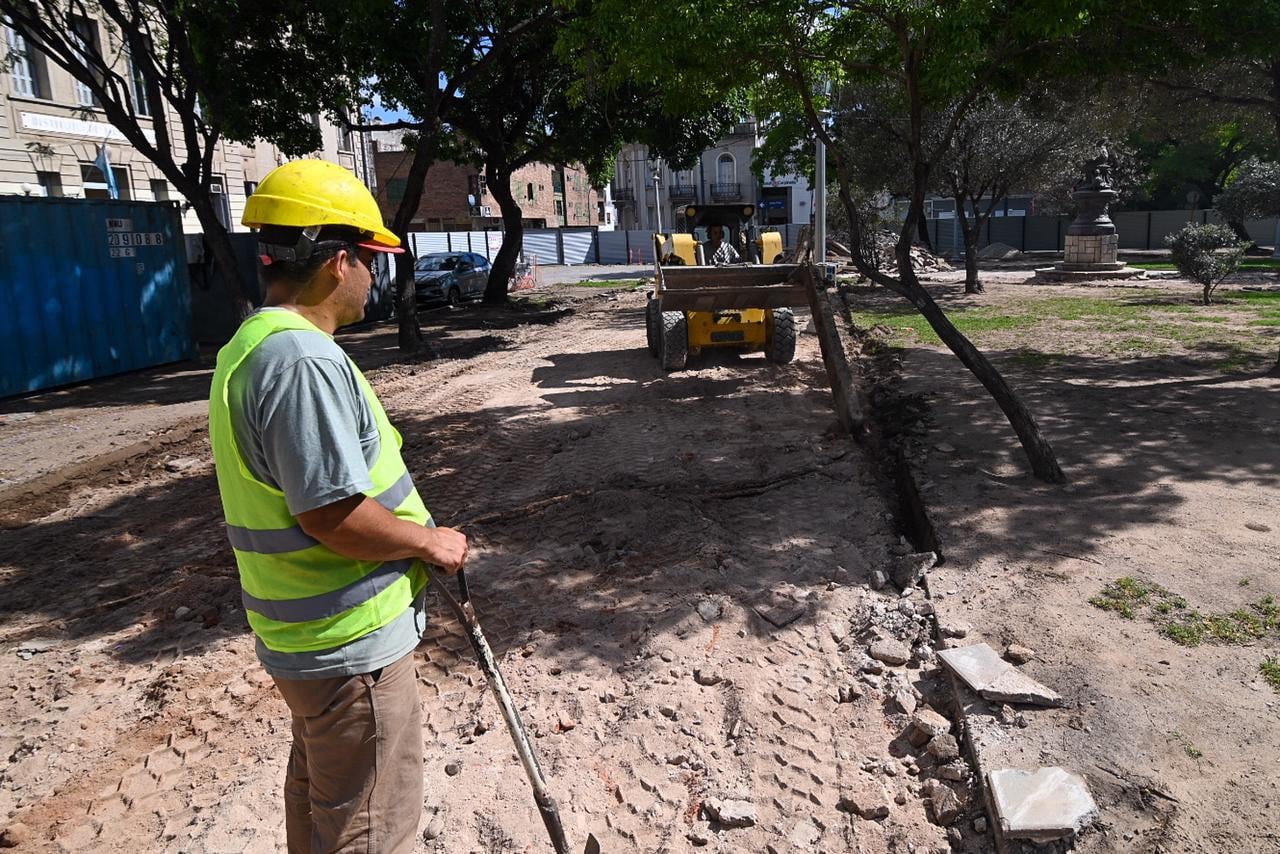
[1,14,372,233]
[611,120,812,232]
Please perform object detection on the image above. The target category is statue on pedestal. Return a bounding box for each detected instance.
[1075,140,1113,192]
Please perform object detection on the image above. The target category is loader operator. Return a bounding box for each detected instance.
[208,159,468,853]
[703,224,741,265]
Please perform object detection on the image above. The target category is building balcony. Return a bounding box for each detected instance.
[611,186,635,202]
[729,121,758,137]
[669,183,696,203]
[711,182,741,201]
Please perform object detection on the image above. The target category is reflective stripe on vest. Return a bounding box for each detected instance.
[223,470,416,554]
[208,309,431,655]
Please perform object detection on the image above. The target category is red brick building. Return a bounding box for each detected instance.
[373,151,600,232]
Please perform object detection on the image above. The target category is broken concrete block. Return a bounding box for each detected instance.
[869,638,911,666]
[912,708,951,739]
[837,781,890,819]
[702,798,757,828]
[889,551,938,590]
[937,643,1062,707]
[927,734,960,762]
[1004,643,1035,664]
[988,768,1098,842]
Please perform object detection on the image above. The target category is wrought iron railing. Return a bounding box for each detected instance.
[711,182,741,201]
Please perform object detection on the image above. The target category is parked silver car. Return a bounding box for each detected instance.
[413,252,491,307]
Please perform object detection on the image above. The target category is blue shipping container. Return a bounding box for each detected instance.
[0,197,195,397]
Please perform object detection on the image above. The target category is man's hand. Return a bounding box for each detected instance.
[420,526,468,575]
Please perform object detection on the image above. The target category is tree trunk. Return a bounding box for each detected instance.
[186,193,253,320]
[1226,216,1258,251]
[899,269,1061,481]
[953,197,983,294]
[389,134,438,353]
[916,214,934,253]
[837,184,1065,483]
[484,162,522,304]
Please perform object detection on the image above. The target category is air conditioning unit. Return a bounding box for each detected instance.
[470,205,493,217]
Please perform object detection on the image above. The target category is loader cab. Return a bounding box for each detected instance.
[656,204,784,266]
[683,204,757,265]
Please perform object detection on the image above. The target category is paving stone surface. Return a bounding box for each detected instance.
[988,767,1098,841]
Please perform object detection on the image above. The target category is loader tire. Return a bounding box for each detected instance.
[765,307,797,364]
[645,298,661,356]
[660,311,688,371]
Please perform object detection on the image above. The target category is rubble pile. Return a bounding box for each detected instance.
[826,232,953,277]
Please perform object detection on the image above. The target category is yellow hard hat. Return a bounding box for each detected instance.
[242,159,401,252]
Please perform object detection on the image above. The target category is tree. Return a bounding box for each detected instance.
[937,96,1093,294]
[1165,222,1246,305]
[572,0,1115,482]
[452,20,734,303]
[295,0,559,351]
[1215,158,1280,224]
[0,0,329,316]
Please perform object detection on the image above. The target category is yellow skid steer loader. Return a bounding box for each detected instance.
[645,204,806,371]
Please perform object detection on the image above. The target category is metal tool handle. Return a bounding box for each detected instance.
[434,573,571,854]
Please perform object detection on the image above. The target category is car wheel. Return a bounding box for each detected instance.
[447,286,461,308]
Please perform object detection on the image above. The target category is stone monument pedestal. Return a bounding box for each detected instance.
[1035,186,1143,283]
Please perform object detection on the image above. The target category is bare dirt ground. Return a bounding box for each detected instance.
[846,276,1280,852]
[0,289,988,853]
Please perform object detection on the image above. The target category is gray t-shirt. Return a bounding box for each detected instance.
[227,308,425,680]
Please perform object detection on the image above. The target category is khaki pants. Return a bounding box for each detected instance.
[272,652,423,854]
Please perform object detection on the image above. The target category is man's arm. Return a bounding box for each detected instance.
[297,495,469,574]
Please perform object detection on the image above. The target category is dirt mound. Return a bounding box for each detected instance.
[977,242,1022,260]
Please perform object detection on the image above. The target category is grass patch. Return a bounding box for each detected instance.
[1169,731,1204,759]
[1091,581,1280,647]
[1261,658,1280,692]
[1132,259,1280,272]
[1089,576,1156,619]
[847,289,1280,374]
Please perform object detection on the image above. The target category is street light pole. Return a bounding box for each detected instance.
[653,169,663,234]
[815,137,826,267]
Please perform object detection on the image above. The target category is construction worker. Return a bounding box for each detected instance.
[208,159,467,853]
[702,224,741,265]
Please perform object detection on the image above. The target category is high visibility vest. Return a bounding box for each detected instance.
[208,309,430,654]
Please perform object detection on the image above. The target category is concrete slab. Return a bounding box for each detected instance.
[937,643,1062,707]
[988,768,1098,842]
[937,643,1008,691]
[981,669,1063,708]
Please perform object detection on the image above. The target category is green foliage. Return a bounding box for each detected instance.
[1089,577,1157,619]
[1262,658,1280,693]
[1165,223,1248,304]
[1215,159,1280,222]
[1091,578,1280,648]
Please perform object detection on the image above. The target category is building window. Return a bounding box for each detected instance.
[386,177,406,204]
[554,198,564,218]
[209,176,230,228]
[37,171,62,197]
[69,16,101,107]
[337,119,353,152]
[5,22,43,98]
[151,179,170,201]
[127,49,150,116]
[80,163,129,199]
[526,182,534,201]
[716,153,735,185]
[243,180,258,199]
